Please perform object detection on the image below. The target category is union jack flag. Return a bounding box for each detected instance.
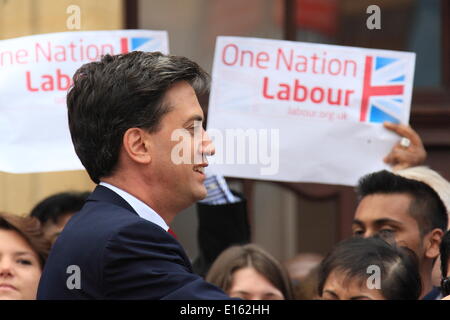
[120,37,161,53]
[360,56,406,123]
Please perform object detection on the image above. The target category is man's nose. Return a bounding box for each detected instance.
[363,230,376,238]
[201,130,215,157]
[0,259,14,278]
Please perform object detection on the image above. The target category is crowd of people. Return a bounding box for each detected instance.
[1,51,449,300]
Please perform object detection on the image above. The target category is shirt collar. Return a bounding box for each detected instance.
[99,182,169,231]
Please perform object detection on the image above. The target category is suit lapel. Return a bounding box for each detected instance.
[87,185,138,216]
[87,185,194,272]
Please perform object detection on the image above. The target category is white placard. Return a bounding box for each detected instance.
[207,36,416,186]
[0,30,168,173]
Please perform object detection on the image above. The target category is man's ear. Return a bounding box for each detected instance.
[424,228,444,260]
[122,128,152,164]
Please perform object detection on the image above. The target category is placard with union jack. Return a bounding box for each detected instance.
[360,55,410,124]
[208,36,415,186]
[0,30,168,173]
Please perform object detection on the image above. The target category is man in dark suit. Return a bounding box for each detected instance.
[37,51,231,299]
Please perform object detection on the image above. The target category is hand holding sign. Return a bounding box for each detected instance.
[207,36,416,186]
[383,122,427,170]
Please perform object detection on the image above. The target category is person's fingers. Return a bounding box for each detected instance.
[383,122,422,146]
[383,122,408,136]
[383,121,396,130]
[384,122,427,168]
[383,150,396,165]
[384,146,402,165]
[393,162,411,171]
[402,126,422,146]
[384,146,412,165]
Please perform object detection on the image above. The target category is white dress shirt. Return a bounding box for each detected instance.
[99,182,169,232]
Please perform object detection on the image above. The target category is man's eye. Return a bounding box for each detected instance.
[352,230,364,237]
[17,259,32,265]
[188,126,200,132]
[377,229,396,240]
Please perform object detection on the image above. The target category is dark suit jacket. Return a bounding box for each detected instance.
[193,192,250,277]
[37,185,231,300]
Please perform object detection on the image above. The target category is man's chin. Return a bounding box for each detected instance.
[194,186,208,201]
[0,292,20,300]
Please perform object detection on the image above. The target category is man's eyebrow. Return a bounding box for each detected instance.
[262,292,283,298]
[373,218,403,227]
[350,295,371,300]
[323,290,339,299]
[352,219,364,227]
[14,252,34,256]
[230,290,250,296]
[183,115,203,126]
[352,218,403,227]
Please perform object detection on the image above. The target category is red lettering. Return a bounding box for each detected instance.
[79,39,84,61]
[35,42,51,62]
[54,45,66,62]
[310,87,324,103]
[25,71,39,92]
[328,58,342,75]
[295,56,307,72]
[87,45,99,61]
[223,45,270,70]
[69,42,77,61]
[327,88,342,105]
[344,60,357,77]
[276,48,293,71]
[275,49,357,77]
[15,50,28,64]
[344,90,354,106]
[321,52,327,74]
[25,69,73,92]
[311,53,319,74]
[294,80,307,102]
[57,69,71,90]
[222,43,238,66]
[41,75,54,91]
[0,51,13,67]
[262,77,274,99]
[240,50,254,67]
[256,52,269,69]
[261,77,353,107]
[277,83,290,100]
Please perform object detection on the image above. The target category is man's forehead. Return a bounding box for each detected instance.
[358,193,412,209]
[163,84,204,119]
[355,193,413,221]
[163,81,197,103]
